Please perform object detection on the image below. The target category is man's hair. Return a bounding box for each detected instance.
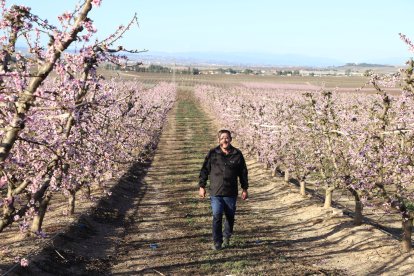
[218,129,232,139]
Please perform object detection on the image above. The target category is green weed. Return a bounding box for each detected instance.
[223,260,249,274]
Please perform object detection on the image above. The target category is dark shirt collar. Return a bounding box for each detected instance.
[215,145,235,155]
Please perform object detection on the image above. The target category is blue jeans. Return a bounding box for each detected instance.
[210,196,237,244]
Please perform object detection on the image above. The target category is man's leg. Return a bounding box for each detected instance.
[223,196,237,245]
[210,196,224,248]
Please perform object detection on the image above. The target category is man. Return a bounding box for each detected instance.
[199,129,248,250]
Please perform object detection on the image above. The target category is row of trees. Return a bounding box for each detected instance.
[106,63,202,75]
[107,63,285,76]
[0,2,176,267]
[195,45,414,251]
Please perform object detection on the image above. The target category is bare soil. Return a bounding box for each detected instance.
[2,85,414,275]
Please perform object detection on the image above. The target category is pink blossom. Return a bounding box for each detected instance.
[0,175,7,188]
[20,258,29,267]
[91,0,102,7]
[35,231,47,238]
[400,33,414,53]
[0,0,175,236]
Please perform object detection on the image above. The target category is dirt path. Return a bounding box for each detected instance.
[9,85,414,275]
[107,87,336,275]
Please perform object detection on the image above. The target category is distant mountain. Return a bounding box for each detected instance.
[131,51,344,67]
[15,45,409,67]
[342,62,394,67]
[365,56,411,67]
[129,51,412,68]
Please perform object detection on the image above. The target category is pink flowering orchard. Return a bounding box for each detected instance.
[195,41,414,251]
[0,0,176,244]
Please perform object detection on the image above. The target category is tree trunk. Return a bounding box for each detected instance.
[354,199,363,226]
[349,189,363,226]
[68,190,76,215]
[0,195,15,232]
[271,167,277,177]
[0,181,29,233]
[284,170,290,183]
[84,185,91,198]
[300,180,306,197]
[402,217,413,252]
[31,191,52,235]
[323,187,335,208]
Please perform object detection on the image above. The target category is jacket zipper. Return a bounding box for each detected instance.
[223,155,226,187]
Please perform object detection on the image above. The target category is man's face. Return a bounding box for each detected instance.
[219,133,232,150]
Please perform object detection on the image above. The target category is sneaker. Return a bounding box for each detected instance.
[211,243,222,250]
[223,237,230,248]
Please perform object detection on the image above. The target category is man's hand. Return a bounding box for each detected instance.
[241,189,248,200]
[199,187,206,198]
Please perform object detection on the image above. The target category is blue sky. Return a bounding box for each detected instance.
[7,0,414,64]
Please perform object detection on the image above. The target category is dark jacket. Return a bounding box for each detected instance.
[199,145,248,196]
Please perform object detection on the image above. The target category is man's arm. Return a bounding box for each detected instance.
[239,153,249,200]
[199,151,211,198]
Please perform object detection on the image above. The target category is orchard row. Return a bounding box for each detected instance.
[0,0,176,244]
[195,62,414,251]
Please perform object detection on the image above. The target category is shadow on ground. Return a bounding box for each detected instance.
[9,156,154,276]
